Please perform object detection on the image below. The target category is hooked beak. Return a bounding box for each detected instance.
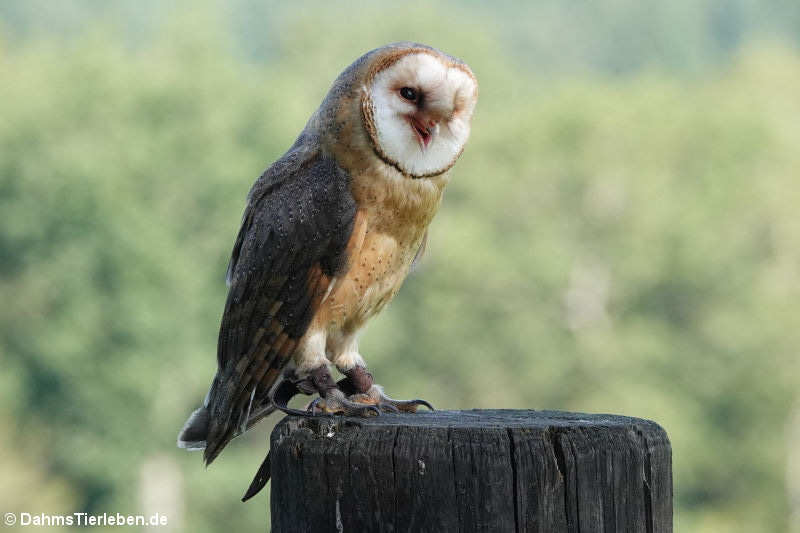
[408,115,436,149]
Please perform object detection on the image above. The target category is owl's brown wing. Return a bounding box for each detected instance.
[203,147,356,465]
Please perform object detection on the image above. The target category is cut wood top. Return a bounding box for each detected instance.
[275,408,667,432]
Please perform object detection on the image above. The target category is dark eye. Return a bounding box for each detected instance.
[399,87,417,102]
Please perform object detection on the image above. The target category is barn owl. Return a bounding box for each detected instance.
[177,42,478,499]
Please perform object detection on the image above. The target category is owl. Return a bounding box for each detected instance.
[178,42,478,497]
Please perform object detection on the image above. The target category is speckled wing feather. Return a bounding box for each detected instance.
[203,144,356,465]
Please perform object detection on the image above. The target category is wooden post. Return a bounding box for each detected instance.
[270,409,671,532]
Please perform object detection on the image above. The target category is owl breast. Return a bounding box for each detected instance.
[320,208,423,335]
[318,163,447,337]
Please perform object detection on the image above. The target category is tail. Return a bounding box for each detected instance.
[177,385,213,451]
[177,405,211,451]
[176,380,278,464]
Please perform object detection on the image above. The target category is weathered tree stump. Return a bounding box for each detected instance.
[270,409,671,532]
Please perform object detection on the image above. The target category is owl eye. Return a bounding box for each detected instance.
[399,87,418,102]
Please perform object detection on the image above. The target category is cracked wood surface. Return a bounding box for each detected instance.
[269,409,672,533]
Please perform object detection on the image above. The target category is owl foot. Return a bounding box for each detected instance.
[270,365,380,418]
[348,385,434,413]
[307,389,381,417]
[337,366,434,413]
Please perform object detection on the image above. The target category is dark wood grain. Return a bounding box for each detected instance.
[269,409,672,533]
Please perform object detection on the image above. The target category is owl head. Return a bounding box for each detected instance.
[360,44,478,178]
[313,43,478,180]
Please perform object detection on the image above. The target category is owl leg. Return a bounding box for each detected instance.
[272,365,380,417]
[336,366,434,413]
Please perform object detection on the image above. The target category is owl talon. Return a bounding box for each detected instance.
[376,396,434,413]
[345,384,434,414]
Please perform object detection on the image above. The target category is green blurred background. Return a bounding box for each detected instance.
[1,1,799,531]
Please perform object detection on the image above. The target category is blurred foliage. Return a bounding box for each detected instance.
[1,1,799,532]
